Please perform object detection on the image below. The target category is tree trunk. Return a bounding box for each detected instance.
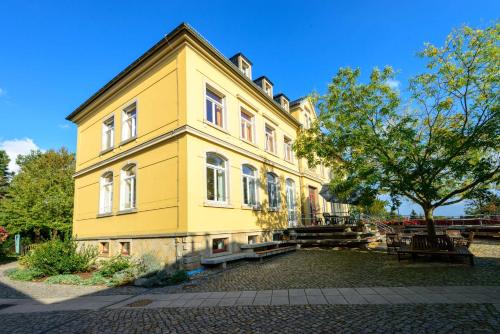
[423,207,436,237]
[51,229,58,240]
[34,228,41,243]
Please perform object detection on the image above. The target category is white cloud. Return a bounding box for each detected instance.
[0,88,5,97]
[385,79,400,91]
[0,138,40,173]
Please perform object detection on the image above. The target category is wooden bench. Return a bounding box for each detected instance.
[397,235,474,266]
[200,253,247,268]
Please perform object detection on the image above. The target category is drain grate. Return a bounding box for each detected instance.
[126,299,153,307]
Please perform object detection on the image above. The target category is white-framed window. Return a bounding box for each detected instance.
[242,164,258,207]
[264,82,273,97]
[99,172,113,214]
[265,124,276,153]
[304,112,312,129]
[286,178,297,226]
[240,109,255,143]
[241,59,251,78]
[206,153,227,203]
[267,172,280,210]
[205,87,224,128]
[122,103,137,141]
[282,99,289,111]
[102,116,114,151]
[120,164,136,210]
[284,136,293,162]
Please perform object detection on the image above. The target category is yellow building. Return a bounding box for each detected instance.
[67,23,347,267]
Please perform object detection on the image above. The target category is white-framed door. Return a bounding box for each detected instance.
[286,179,297,227]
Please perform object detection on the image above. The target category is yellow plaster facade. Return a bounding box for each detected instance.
[68,23,347,268]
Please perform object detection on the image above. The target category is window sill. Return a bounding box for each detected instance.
[241,204,261,211]
[204,201,233,209]
[268,207,280,212]
[239,138,257,148]
[120,136,137,146]
[117,208,138,215]
[264,150,279,158]
[203,120,229,135]
[96,212,113,218]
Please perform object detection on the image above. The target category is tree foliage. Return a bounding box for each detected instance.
[0,150,12,199]
[465,189,499,215]
[0,148,75,240]
[294,25,499,236]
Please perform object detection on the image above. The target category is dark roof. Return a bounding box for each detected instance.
[273,93,290,102]
[229,52,253,66]
[66,23,299,126]
[290,96,307,108]
[253,76,274,86]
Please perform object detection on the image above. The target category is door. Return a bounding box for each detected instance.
[286,179,297,227]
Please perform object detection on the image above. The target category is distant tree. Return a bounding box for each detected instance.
[410,209,418,219]
[465,189,499,215]
[360,198,389,217]
[294,25,499,237]
[0,148,75,241]
[0,150,12,199]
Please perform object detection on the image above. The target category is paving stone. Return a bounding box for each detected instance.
[419,294,452,303]
[363,294,390,304]
[390,287,414,295]
[343,293,368,304]
[382,294,411,304]
[289,289,305,296]
[208,292,227,298]
[305,288,323,296]
[218,298,238,306]
[252,296,271,305]
[255,290,273,297]
[355,287,377,295]
[289,295,308,305]
[321,288,341,295]
[403,294,430,303]
[307,295,328,305]
[234,297,254,306]
[239,291,257,298]
[271,296,289,305]
[199,298,221,307]
[182,299,204,307]
[224,291,241,298]
[272,290,289,297]
[325,295,348,304]
[372,287,396,295]
[168,299,188,307]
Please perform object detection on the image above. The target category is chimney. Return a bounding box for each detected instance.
[254,76,274,97]
[229,53,252,79]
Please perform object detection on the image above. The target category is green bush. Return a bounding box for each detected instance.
[169,270,188,284]
[21,239,98,276]
[98,255,132,277]
[45,274,83,285]
[5,268,44,281]
[136,253,162,278]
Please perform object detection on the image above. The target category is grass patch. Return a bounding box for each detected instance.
[5,268,44,281]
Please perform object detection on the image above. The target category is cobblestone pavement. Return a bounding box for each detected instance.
[2,304,499,334]
[156,244,500,293]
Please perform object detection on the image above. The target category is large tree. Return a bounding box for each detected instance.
[0,148,75,240]
[0,150,12,199]
[294,25,499,236]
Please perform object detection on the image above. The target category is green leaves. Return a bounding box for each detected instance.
[0,148,75,239]
[294,24,499,233]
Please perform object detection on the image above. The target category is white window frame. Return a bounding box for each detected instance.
[99,172,113,214]
[265,124,276,154]
[282,99,289,111]
[284,136,293,162]
[240,59,251,78]
[101,116,114,151]
[267,172,280,210]
[242,164,258,207]
[240,109,255,143]
[205,86,226,129]
[264,82,273,97]
[120,164,136,210]
[121,103,137,142]
[206,153,228,204]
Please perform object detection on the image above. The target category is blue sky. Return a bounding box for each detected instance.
[0,0,498,214]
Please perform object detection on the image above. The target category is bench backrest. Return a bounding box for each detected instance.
[411,235,453,251]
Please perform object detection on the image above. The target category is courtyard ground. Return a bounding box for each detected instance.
[0,240,499,333]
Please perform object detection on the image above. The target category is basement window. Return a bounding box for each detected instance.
[212,238,228,254]
[248,235,258,244]
[120,242,130,256]
[99,242,109,256]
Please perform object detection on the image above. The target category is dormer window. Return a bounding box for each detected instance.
[282,99,289,111]
[264,82,273,97]
[241,59,251,78]
[230,53,252,79]
[274,94,290,111]
[254,76,274,97]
